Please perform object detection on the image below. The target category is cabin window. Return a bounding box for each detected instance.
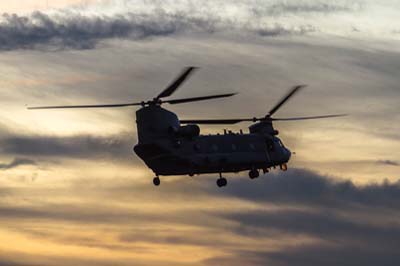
[231,144,237,151]
[174,140,181,148]
[249,143,255,150]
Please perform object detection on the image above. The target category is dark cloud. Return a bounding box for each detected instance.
[225,209,400,248]
[0,11,191,50]
[0,158,36,170]
[377,159,399,166]
[0,260,28,266]
[205,245,400,266]
[1,133,135,159]
[0,10,314,51]
[263,245,400,266]
[217,169,400,209]
[202,170,400,266]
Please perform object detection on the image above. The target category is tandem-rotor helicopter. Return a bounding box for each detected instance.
[29,67,346,187]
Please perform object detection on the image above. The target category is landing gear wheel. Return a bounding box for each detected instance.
[216,177,227,188]
[249,169,260,179]
[153,176,160,186]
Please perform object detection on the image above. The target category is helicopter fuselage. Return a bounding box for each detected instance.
[133,105,291,176]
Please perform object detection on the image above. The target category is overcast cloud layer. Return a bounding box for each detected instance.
[0,0,399,50]
[0,1,399,266]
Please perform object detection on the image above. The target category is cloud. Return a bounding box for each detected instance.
[0,0,397,51]
[262,245,400,266]
[1,133,135,159]
[377,160,399,166]
[0,11,188,51]
[1,167,400,265]
[224,209,400,247]
[0,10,312,51]
[0,0,371,51]
[251,1,361,16]
[0,260,27,266]
[205,245,400,266]
[216,172,400,265]
[215,169,400,209]
[0,158,36,170]
[203,170,400,266]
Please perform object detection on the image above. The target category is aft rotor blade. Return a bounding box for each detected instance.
[157,66,198,99]
[268,85,306,116]
[180,114,347,124]
[270,114,348,121]
[180,118,255,124]
[166,93,237,105]
[27,102,142,110]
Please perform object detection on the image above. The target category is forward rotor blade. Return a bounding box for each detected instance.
[180,118,255,124]
[165,93,237,105]
[157,66,198,99]
[270,114,348,121]
[27,102,142,110]
[268,85,306,116]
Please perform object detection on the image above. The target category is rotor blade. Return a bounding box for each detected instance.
[157,66,198,99]
[165,93,237,105]
[268,85,306,116]
[27,102,142,110]
[270,114,348,121]
[180,114,347,124]
[180,118,255,124]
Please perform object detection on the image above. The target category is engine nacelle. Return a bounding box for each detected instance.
[169,125,200,138]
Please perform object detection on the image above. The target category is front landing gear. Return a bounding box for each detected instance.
[153,176,160,186]
[280,163,288,171]
[216,173,227,188]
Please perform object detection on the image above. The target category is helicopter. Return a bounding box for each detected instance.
[29,67,346,187]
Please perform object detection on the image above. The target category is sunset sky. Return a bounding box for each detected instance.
[0,1,399,265]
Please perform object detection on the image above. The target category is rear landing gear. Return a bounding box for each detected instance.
[153,176,160,186]
[249,168,259,179]
[216,173,227,188]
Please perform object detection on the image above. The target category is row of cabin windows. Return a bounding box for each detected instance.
[175,139,278,152]
[192,142,268,152]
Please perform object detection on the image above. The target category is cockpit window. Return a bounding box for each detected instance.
[278,140,284,147]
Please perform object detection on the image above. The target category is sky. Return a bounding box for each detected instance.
[0,0,399,265]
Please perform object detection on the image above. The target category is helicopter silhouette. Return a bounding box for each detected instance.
[29,67,346,187]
